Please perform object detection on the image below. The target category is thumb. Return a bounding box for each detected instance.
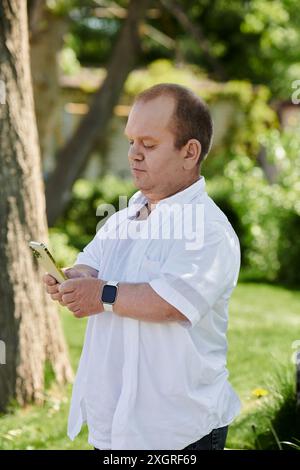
[58,278,75,293]
[63,267,82,279]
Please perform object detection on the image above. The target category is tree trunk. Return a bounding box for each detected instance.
[0,0,73,412]
[29,2,69,161]
[45,0,151,227]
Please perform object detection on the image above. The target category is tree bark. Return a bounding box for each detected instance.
[0,0,73,412]
[45,0,151,227]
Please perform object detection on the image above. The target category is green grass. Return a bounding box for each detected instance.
[0,282,299,449]
[226,282,300,449]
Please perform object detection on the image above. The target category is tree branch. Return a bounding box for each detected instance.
[160,0,227,80]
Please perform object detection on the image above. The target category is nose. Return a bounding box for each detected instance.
[128,142,144,162]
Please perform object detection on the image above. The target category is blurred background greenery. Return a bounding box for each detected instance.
[1,0,300,450]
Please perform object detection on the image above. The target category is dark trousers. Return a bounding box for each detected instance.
[94,425,229,451]
[183,425,228,450]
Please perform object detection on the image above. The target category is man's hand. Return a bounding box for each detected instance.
[58,278,104,318]
[43,267,95,307]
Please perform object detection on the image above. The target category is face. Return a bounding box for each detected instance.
[124,95,196,202]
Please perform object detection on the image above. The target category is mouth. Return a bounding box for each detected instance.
[132,168,146,173]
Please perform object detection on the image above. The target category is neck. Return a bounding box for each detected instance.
[143,174,201,208]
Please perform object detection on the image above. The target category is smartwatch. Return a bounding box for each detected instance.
[101,280,119,312]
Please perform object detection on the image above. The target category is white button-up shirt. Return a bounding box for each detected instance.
[67,176,241,450]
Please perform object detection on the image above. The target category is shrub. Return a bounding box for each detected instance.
[207,155,282,281]
[207,127,300,285]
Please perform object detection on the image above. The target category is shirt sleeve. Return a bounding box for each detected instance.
[74,231,103,271]
[149,223,240,329]
[74,210,126,272]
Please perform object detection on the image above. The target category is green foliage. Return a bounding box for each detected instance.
[64,1,122,67]
[207,127,300,284]
[60,0,300,98]
[203,80,276,177]
[125,59,207,96]
[277,210,300,285]
[207,156,280,281]
[174,0,300,97]
[46,0,76,15]
[255,130,300,284]
[48,229,79,269]
[238,0,300,97]
[58,46,81,76]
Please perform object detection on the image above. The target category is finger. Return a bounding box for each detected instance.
[67,303,80,313]
[73,310,84,318]
[61,267,73,278]
[63,268,81,279]
[59,280,76,294]
[43,273,57,286]
[51,292,63,302]
[46,284,60,295]
[62,293,75,304]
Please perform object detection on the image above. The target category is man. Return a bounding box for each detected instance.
[43,83,241,450]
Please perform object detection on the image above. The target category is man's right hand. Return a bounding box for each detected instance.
[43,267,90,306]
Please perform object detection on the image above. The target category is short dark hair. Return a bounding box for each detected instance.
[134,83,213,166]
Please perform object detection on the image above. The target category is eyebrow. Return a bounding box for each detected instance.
[123,132,158,141]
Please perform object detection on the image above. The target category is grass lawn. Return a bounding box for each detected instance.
[0,281,299,450]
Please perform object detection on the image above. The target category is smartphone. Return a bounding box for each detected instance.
[29,241,67,284]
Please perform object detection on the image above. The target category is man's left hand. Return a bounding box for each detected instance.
[59,278,104,318]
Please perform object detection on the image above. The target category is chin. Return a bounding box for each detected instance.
[134,181,151,192]
[132,174,147,187]
[135,182,147,190]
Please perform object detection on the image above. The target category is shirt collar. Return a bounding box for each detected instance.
[127,176,206,218]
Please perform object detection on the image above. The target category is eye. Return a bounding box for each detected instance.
[127,140,155,149]
[143,143,155,149]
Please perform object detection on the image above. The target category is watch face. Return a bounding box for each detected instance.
[101,284,117,304]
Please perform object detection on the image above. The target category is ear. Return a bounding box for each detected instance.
[182,139,201,170]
